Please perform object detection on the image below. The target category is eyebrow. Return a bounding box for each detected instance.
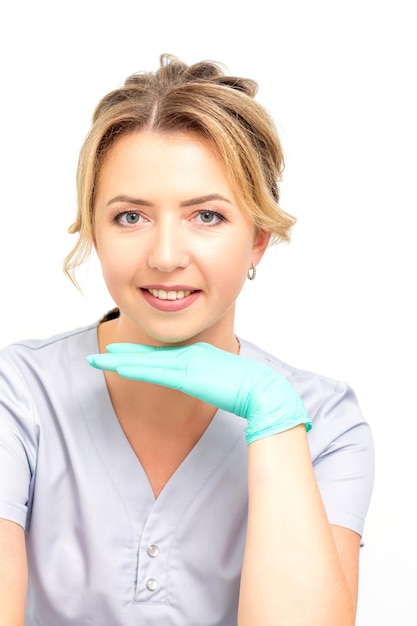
[180,194,232,207]
[106,193,232,208]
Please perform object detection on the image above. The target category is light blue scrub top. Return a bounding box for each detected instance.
[0,321,374,625]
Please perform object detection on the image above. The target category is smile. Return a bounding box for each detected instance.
[147,289,193,300]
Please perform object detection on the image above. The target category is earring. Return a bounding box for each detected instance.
[247,263,256,280]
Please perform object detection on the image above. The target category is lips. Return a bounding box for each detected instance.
[147,288,193,300]
[140,286,201,311]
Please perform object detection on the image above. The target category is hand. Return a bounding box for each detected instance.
[87,342,311,444]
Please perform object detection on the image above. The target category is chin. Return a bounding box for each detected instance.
[122,311,228,347]
[151,334,203,347]
[145,327,215,347]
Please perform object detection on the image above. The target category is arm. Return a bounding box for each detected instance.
[0,518,27,625]
[239,427,357,626]
[87,342,362,623]
[330,524,361,615]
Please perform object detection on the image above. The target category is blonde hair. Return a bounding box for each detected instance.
[64,54,296,281]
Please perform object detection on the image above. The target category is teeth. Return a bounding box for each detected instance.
[148,289,192,300]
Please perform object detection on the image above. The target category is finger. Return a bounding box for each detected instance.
[86,352,150,371]
[106,343,190,357]
[106,343,158,354]
[87,351,185,372]
[116,365,184,390]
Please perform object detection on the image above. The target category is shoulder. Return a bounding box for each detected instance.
[239,337,373,454]
[239,337,347,403]
[0,321,100,411]
[0,322,99,370]
[239,338,374,537]
[0,319,101,453]
[0,320,102,529]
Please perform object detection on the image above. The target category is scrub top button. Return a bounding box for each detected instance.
[146,578,159,591]
[147,544,160,558]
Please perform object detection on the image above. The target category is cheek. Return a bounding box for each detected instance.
[209,228,255,264]
[214,248,250,297]
[96,240,136,285]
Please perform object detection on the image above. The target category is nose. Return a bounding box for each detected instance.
[147,219,189,272]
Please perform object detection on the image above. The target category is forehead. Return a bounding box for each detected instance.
[92,130,244,215]
[98,130,230,187]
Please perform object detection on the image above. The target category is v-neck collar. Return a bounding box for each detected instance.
[68,324,247,529]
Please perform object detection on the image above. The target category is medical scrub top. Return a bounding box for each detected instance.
[0,320,374,625]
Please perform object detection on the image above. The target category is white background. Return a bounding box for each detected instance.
[0,1,415,623]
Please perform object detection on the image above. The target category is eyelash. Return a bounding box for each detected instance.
[112,209,227,227]
[112,210,143,226]
[195,210,226,225]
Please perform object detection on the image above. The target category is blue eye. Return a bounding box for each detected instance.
[125,212,140,224]
[114,211,142,225]
[197,211,224,224]
[200,211,215,223]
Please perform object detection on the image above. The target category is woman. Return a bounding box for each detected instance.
[0,55,373,625]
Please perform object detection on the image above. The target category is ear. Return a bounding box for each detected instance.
[251,229,270,265]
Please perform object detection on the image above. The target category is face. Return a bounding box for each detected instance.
[93,131,269,348]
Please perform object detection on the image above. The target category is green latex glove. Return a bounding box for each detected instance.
[87,342,311,445]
